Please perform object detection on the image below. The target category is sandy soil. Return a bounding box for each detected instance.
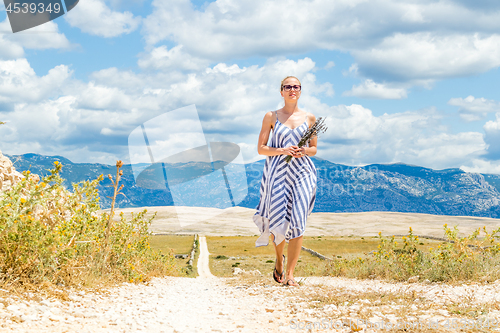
[111,206,500,238]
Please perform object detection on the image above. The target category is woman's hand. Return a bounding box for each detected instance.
[281,146,297,156]
[285,145,306,158]
[294,146,307,158]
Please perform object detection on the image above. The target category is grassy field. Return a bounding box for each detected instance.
[207,236,324,277]
[149,235,194,255]
[302,235,440,259]
[151,234,498,283]
[149,235,197,277]
[206,235,446,278]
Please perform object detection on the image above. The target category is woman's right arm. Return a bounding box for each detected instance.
[257,111,296,157]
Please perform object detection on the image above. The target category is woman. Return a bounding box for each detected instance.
[253,76,318,287]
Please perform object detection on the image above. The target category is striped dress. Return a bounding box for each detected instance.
[253,113,317,247]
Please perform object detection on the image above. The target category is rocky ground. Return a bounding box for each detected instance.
[1,236,500,332]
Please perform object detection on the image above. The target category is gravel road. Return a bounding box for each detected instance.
[0,236,294,332]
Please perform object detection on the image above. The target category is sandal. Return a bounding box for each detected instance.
[273,255,285,283]
[284,278,299,287]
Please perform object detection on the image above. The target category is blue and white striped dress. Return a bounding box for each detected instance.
[253,114,317,247]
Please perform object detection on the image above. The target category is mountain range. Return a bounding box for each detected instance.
[6,153,500,218]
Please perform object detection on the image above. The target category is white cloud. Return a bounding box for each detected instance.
[0,36,24,60]
[401,4,427,23]
[138,45,209,71]
[90,67,154,92]
[324,61,335,70]
[74,82,133,110]
[351,33,500,81]
[0,19,71,60]
[141,0,500,84]
[65,0,141,37]
[107,0,148,7]
[0,59,71,104]
[454,0,500,12]
[0,55,494,173]
[483,113,500,160]
[485,114,500,133]
[448,96,500,121]
[343,79,407,99]
[7,21,72,50]
[0,57,331,164]
[461,159,500,175]
[142,0,354,58]
[315,104,486,170]
[205,63,246,76]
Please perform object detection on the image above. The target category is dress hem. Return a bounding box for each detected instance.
[253,213,306,247]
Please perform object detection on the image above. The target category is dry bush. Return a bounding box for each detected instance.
[326,226,500,283]
[0,161,179,291]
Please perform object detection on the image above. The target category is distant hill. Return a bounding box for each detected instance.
[6,153,500,218]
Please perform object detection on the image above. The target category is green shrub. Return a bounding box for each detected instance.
[0,161,179,288]
[326,226,500,283]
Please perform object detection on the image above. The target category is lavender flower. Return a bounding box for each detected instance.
[285,117,328,163]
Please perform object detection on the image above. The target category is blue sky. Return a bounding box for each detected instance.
[1,0,500,174]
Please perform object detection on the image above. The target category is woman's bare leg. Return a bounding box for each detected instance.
[271,234,286,282]
[285,235,303,285]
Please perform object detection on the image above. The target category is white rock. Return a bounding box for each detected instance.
[50,307,62,315]
[48,314,63,322]
[6,305,20,312]
[52,300,62,307]
[40,300,51,307]
[407,276,419,283]
[437,309,449,316]
[35,305,48,313]
[21,314,39,322]
[233,267,245,275]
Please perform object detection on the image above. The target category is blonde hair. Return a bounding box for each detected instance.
[280,76,301,91]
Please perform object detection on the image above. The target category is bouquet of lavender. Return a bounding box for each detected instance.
[285,117,328,163]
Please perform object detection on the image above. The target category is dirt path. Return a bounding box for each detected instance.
[0,236,292,333]
[197,236,216,279]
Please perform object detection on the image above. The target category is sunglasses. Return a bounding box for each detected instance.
[282,85,301,92]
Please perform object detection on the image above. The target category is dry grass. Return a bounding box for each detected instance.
[206,236,328,277]
[0,162,181,297]
[325,227,500,284]
[189,238,200,278]
[304,235,441,259]
[149,234,197,277]
[299,286,498,332]
[149,235,194,255]
[206,229,500,285]
[206,235,445,278]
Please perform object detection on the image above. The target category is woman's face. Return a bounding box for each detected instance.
[281,77,301,102]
